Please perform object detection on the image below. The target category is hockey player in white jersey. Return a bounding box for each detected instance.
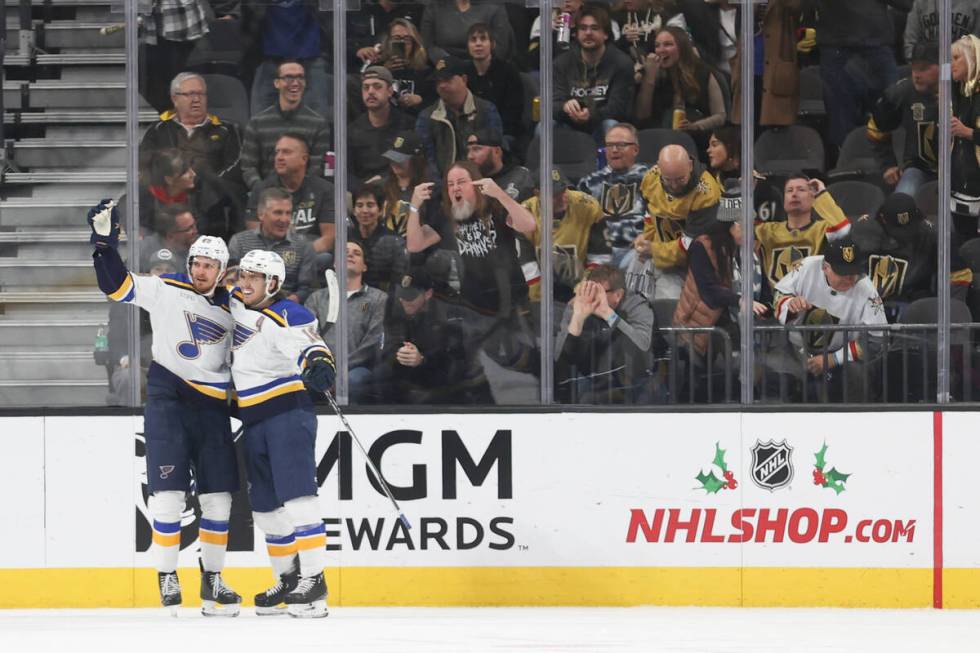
[88,200,242,616]
[229,249,336,618]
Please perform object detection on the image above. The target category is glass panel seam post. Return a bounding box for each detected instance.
[937,0,952,403]
[125,0,142,407]
[738,2,757,405]
[334,0,349,404]
[540,0,555,405]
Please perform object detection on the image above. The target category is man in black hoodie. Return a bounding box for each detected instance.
[553,4,635,142]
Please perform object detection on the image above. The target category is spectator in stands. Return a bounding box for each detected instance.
[756,175,851,294]
[812,0,901,149]
[416,57,504,177]
[951,35,980,244]
[140,73,242,190]
[771,237,887,402]
[729,0,802,129]
[141,205,199,270]
[245,0,330,116]
[138,1,239,113]
[349,66,416,185]
[867,43,939,197]
[904,0,979,63]
[529,0,622,68]
[706,125,781,222]
[634,144,722,299]
[577,122,649,268]
[522,168,606,303]
[465,128,535,203]
[349,184,407,292]
[554,4,635,141]
[241,59,331,190]
[405,160,536,315]
[228,187,317,303]
[851,193,970,318]
[635,26,726,150]
[137,149,231,238]
[380,132,433,237]
[356,18,435,117]
[377,266,493,404]
[348,1,424,69]
[304,241,387,403]
[244,133,335,272]
[420,0,515,63]
[612,0,687,63]
[555,264,655,404]
[463,23,526,157]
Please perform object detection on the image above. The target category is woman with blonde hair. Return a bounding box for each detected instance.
[951,34,980,242]
[635,25,726,150]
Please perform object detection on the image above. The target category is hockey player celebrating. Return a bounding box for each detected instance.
[88,200,241,616]
[229,249,336,618]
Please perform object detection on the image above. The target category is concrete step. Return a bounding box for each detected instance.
[3,170,125,183]
[4,51,125,66]
[0,228,99,258]
[45,22,125,49]
[0,259,95,286]
[0,289,110,320]
[3,109,158,124]
[0,379,110,408]
[0,318,103,347]
[47,125,129,140]
[0,198,115,227]
[0,350,105,381]
[3,80,128,109]
[12,139,126,168]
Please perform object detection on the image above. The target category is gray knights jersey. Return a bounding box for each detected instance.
[577,163,650,251]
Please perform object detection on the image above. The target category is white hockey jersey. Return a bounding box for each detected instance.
[774,256,887,363]
[228,290,333,424]
[106,269,233,401]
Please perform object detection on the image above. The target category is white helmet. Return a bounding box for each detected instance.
[187,235,229,295]
[239,249,286,304]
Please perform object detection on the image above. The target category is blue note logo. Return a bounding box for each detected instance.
[232,323,257,350]
[176,311,228,359]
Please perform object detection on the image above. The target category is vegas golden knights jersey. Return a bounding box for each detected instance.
[756,191,851,292]
[639,166,721,270]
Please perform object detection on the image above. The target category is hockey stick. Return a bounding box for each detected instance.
[323,391,412,530]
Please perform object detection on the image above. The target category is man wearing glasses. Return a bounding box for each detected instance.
[241,60,331,190]
[577,122,649,268]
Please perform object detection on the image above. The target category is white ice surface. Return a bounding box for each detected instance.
[1,607,979,653]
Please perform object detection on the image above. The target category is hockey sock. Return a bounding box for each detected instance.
[265,533,298,577]
[148,491,185,573]
[293,523,327,578]
[198,493,232,573]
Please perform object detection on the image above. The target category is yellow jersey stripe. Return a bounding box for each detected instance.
[108,274,134,301]
[152,531,181,547]
[199,530,228,546]
[267,542,298,557]
[237,380,306,408]
[261,309,287,327]
[162,278,195,291]
[184,380,228,400]
[295,534,327,552]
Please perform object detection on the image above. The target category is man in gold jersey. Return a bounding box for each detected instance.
[756,174,851,296]
[520,168,606,302]
[634,144,722,299]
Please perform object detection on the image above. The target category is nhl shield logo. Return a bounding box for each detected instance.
[751,440,794,491]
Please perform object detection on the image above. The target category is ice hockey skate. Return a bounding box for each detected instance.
[200,566,241,617]
[254,570,299,616]
[157,571,181,617]
[284,572,328,618]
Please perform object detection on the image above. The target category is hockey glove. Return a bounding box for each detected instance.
[302,358,336,393]
[88,199,120,248]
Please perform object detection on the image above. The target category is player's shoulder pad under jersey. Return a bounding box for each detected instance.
[263,300,316,328]
[159,272,195,292]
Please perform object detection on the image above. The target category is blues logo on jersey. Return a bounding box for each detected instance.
[176,312,229,359]
[233,323,258,350]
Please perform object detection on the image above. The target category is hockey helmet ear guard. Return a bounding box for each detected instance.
[187,235,230,295]
[239,249,287,304]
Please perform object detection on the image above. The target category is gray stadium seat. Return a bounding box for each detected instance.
[636,128,699,165]
[828,126,881,184]
[754,124,825,177]
[797,66,825,120]
[827,180,885,219]
[914,180,938,223]
[525,130,597,183]
[202,74,249,129]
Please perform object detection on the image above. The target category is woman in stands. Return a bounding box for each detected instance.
[378,131,433,238]
[706,125,781,223]
[951,34,980,245]
[139,149,235,240]
[379,18,435,116]
[420,0,515,62]
[611,0,687,63]
[635,26,726,151]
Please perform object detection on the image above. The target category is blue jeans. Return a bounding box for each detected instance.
[820,45,897,147]
[895,167,935,198]
[250,57,332,117]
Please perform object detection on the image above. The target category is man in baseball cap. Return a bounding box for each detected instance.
[350,65,415,183]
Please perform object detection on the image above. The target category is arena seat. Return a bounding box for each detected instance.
[754,124,825,177]
[636,128,698,165]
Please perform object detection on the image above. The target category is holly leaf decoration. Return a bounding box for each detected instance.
[697,470,727,494]
[814,443,829,471]
[712,442,728,474]
[824,467,850,494]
